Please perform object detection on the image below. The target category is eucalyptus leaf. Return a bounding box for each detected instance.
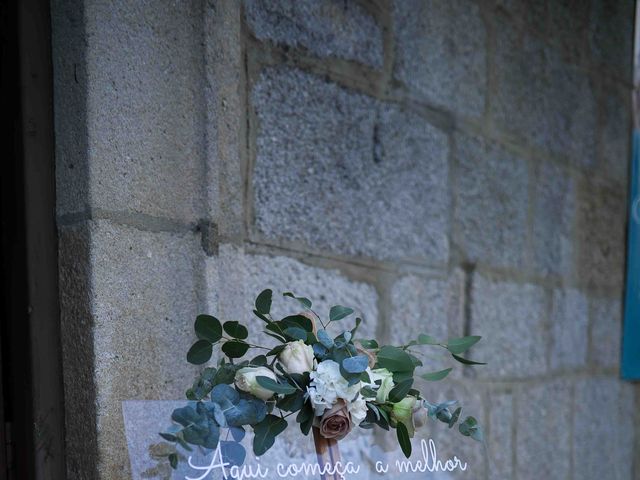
[255,289,273,315]
[451,353,486,365]
[446,336,481,355]
[329,305,354,322]
[253,415,288,456]
[417,334,439,345]
[341,355,369,374]
[195,315,222,343]
[376,346,415,373]
[420,368,452,382]
[223,321,249,340]
[255,376,297,395]
[396,422,412,458]
[283,292,312,309]
[187,340,213,365]
[284,327,307,341]
[388,378,414,403]
[222,340,250,359]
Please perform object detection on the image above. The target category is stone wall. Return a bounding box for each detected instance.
[52,0,639,478]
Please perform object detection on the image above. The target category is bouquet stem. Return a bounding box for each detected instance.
[312,427,341,480]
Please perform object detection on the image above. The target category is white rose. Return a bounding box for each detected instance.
[234,366,277,401]
[279,340,315,375]
[307,360,361,416]
[369,368,394,403]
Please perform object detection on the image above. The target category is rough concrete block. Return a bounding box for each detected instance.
[589,297,622,368]
[589,0,634,79]
[82,1,206,221]
[550,288,588,370]
[575,180,626,289]
[89,220,204,474]
[516,381,572,480]
[244,0,383,68]
[251,67,450,264]
[488,391,513,480]
[470,274,547,378]
[548,0,590,63]
[453,133,529,269]
[205,244,380,343]
[532,161,575,277]
[492,18,597,166]
[393,0,486,117]
[495,0,547,33]
[600,85,631,183]
[573,377,635,480]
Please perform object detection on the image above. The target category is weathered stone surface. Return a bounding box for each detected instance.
[244,0,383,68]
[589,0,634,79]
[575,180,626,289]
[495,0,546,33]
[548,0,590,63]
[550,288,588,370]
[573,378,635,480]
[251,67,450,264]
[393,0,486,117]
[89,220,204,474]
[532,161,575,277]
[600,85,631,182]
[205,244,379,342]
[81,1,206,221]
[589,297,622,368]
[488,391,513,480]
[470,274,547,377]
[492,18,597,166]
[516,380,572,480]
[453,134,529,269]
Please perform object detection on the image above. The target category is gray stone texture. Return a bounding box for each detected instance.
[252,67,450,265]
[573,378,636,480]
[470,274,547,378]
[205,244,380,342]
[244,0,384,68]
[516,380,572,480]
[492,17,598,167]
[600,85,632,182]
[453,133,529,269]
[576,180,627,289]
[393,0,487,117]
[532,161,575,277]
[589,297,623,368]
[550,288,588,370]
[488,391,513,480]
[83,1,206,222]
[589,0,635,79]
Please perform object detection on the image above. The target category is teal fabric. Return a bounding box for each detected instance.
[622,130,640,380]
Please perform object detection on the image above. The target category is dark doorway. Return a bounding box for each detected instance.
[0,0,65,478]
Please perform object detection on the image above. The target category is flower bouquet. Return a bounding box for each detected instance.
[159,289,485,474]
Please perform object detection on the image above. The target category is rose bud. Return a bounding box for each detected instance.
[354,341,376,368]
[234,366,277,401]
[298,311,318,335]
[319,399,353,440]
[391,395,418,437]
[279,340,315,375]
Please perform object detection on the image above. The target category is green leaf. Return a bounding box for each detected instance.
[446,336,481,355]
[266,344,286,357]
[222,340,250,359]
[376,346,415,373]
[329,305,354,322]
[253,414,287,456]
[351,317,362,336]
[168,453,178,469]
[159,432,177,442]
[451,353,486,365]
[358,339,378,349]
[255,376,297,395]
[388,378,414,403]
[253,309,270,323]
[341,355,369,374]
[224,321,249,340]
[417,334,439,345]
[283,292,312,309]
[449,407,461,428]
[281,315,314,332]
[284,327,308,341]
[250,355,268,366]
[276,391,305,412]
[255,289,272,315]
[420,368,453,381]
[396,422,412,458]
[195,315,222,343]
[187,340,213,365]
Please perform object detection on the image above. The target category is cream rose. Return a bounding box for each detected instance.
[369,368,394,403]
[234,366,277,401]
[279,340,315,375]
